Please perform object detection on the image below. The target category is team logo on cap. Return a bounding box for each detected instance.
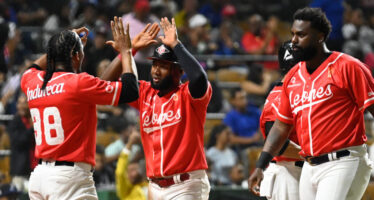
[284,49,293,61]
[156,45,170,55]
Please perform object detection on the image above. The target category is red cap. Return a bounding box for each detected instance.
[221,4,236,17]
[135,0,150,12]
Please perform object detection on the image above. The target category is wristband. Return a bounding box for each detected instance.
[255,151,273,170]
[132,49,137,56]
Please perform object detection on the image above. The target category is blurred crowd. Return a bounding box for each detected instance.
[0,0,373,198]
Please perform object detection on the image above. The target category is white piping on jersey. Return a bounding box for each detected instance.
[269,90,282,94]
[111,82,119,106]
[37,72,74,82]
[297,64,308,154]
[158,93,178,177]
[24,69,32,75]
[151,96,156,178]
[271,103,292,121]
[360,97,374,111]
[307,53,343,156]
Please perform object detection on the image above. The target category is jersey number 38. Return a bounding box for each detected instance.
[30,107,65,146]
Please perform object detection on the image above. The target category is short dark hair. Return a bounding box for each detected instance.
[293,7,332,41]
[229,87,243,99]
[207,124,229,148]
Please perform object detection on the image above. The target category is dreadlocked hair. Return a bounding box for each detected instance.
[42,30,81,90]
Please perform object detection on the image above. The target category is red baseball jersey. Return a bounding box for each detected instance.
[260,85,301,162]
[21,67,122,166]
[277,52,374,157]
[129,81,212,178]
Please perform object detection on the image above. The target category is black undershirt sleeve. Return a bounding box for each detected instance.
[118,73,139,104]
[264,121,275,138]
[264,121,290,156]
[28,64,42,70]
[173,43,208,98]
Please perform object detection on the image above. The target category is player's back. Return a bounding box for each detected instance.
[21,67,121,166]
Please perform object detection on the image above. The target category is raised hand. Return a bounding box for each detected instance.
[72,27,89,47]
[132,23,160,51]
[158,17,179,48]
[107,17,131,53]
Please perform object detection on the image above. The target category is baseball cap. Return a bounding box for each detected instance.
[278,41,299,75]
[134,0,150,12]
[221,4,236,17]
[188,14,208,29]
[147,44,179,64]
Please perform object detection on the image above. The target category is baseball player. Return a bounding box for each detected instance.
[101,17,212,200]
[21,17,138,199]
[249,7,373,200]
[257,41,303,200]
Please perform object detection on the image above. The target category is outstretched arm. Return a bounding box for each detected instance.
[159,17,208,98]
[110,16,139,104]
[248,119,292,195]
[101,23,159,81]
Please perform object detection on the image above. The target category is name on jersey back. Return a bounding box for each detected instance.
[27,83,65,101]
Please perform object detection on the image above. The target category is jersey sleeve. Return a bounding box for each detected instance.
[20,67,38,93]
[343,60,374,111]
[75,73,122,106]
[276,80,294,124]
[187,81,212,106]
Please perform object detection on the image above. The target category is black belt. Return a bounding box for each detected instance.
[38,159,74,167]
[270,160,304,168]
[305,150,350,166]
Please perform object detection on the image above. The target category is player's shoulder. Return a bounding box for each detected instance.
[332,52,368,72]
[21,65,44,87]
[282,64,301,85]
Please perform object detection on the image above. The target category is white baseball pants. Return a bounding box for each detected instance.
[148,170,210,200]
[28,161,97,200]
[260,161,302,200]
[299,144,372,200]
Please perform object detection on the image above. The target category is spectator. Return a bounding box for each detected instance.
[211,4,243,55]
[6,93,36,192]
[71,3,97,32]
[122,0,160,81]
[93,145,115,190]
[83,24,116,76]
[241,63,273,106]
[206,124,238,186]
[342,8,374,56]
[115,128,147,200]
[182,14,214,55]
[11,0,47,26]
[105,124,142,164]
[42,1,72,47]
[241,14,279,69]
[224,87,262,153]
[229,163,246,188]
[199,0,227,28]
[174,0,198,35]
